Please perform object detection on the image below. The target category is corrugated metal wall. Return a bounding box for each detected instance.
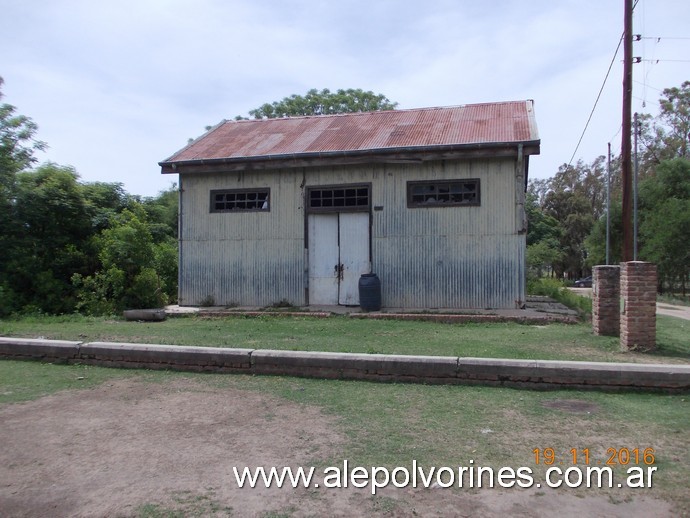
[179,170,306,306]
[372,159,524,309]
[178,157,525,308]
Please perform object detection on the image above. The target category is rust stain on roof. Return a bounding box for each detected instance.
[162,100,539,165]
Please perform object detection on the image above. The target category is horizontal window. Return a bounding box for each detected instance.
[211,188,270,212]
[307,185,370,212]
[407,179,480,208]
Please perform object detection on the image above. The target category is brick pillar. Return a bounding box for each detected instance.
[620,261,657,352]
[592,265,620,336]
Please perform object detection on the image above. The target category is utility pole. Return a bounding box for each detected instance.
[606,142,611,265]
[633,112,639,260]
[621,0,634,261]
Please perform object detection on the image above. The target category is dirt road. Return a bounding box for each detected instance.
[0,377,673,517]
[569,288,690,321]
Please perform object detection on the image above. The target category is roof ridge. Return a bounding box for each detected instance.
[226,100,533,124]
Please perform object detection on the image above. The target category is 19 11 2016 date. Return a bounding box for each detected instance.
[533,447,655,466]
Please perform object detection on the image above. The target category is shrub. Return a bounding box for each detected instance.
[527,277,592,318]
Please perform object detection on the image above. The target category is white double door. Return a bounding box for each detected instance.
[308,212,370,305]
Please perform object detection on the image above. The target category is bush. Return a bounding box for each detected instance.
[125,267,167,309]
[527,277,592,318]
[72,268,125,316]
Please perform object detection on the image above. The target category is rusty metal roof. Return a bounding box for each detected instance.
[161,100,539,167]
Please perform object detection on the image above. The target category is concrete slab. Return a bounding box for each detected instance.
[166,298,580,324]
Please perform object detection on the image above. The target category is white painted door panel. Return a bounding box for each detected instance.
[338,212,370,305]
[308,214,339,305]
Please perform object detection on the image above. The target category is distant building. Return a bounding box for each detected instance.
[160,101,540,309]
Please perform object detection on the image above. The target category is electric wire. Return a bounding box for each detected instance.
[567,0,651,168]
[567,33,624,167]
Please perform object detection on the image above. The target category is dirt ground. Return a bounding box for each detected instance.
[0,377,674,517]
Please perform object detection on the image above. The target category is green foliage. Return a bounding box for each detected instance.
[127,267,167,309]
[526,240,561,278]
[81,181,134,231]
[98,207,155,275]
[74,204,175,312]
[584,199,622,267]
[72,268,125,316]
[639,158,690,294]
[0,77,46,178]
[142,184,178,240]
[526,192,562,246]
[2,164,93,314]
[527,157,604,278]
[154,238,178,302]
[0,284,18,317]
[242,88,398,119]
[527,277,592,317]
[526,190,564,277]
[657,80,690,159]
[527,82,690,289]
[0,78,179,316]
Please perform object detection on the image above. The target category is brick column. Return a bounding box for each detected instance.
[620,261,657,352]
[592,265,620,336]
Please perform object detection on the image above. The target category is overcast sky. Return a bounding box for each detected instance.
[1,0,688,197]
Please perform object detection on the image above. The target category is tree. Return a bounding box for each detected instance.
[637,81,690,176]
[584,200,623,267]
[657,81,690,159]
[73,205,171,314]
[525,189,564,277]
[535,159,606,278]
[638,158,690,294]
[0,77,49,314]
[142,184,179,240]
[0,77,46,179]
[240,88,398,119]
[3,164,92,314]
[81,181,134,231]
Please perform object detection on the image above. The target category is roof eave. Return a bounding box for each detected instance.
[160,140,541,174]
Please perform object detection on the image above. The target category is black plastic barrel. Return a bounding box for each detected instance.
[359,273,382,311]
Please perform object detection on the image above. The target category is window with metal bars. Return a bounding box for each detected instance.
[210,188,270,212]
[407,179,480,207]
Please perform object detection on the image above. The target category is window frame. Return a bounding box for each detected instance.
[406,178,481,208]
[210,188,271,213]
[305,183,371,213]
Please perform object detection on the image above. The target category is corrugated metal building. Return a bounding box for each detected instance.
[160,100,540,309]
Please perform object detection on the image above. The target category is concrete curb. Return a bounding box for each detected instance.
[0,337,81,363]
[79,342,253,372]
[251,350,459,382]
[1,337,689,392]
[349,313,579,325]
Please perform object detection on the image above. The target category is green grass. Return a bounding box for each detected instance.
[1,360,689,514]
[0,360,138,405]
[1,313,688,364]
[135,489,233,517]
[528,277,593,316]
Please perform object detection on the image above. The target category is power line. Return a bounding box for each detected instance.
[638,59,690,63]
[634,80,662,92]
[567,33,624,167]
[638,36,690,40]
